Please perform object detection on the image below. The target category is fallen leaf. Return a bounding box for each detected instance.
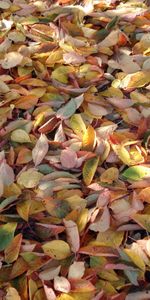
[68,262,85,280]
[11,129,31,143]
[42,240,71,260]
[17,169,43,188]
[1,52,23,69]
[60,149,78,169]
[32,134,49,166]
[54,276,71,293]
[64,219,80,252]
[83,156,99,185]
[0,223,17,251]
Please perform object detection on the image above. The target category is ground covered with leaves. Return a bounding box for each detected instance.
[0,0,150,299]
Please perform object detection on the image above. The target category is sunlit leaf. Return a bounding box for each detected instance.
[70,114,86,138]
[122,166,150,181]
[54,276,71,293]
[2,52,23,69]
[5,287,21,300]
[121,71,150,89]
[82,125,96,151]
[42,240,71,260]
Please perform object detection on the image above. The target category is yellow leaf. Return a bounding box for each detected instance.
[69,293,94,300]
[97,280,116,295]
[3,183,21,198]
[70,114,86,138]
[17,169,43,188]
[83,156,99,185]
[111,144,132,166]
[65,195,87,210]
[82,125,96,151]
[29,87,46,98]
[56,295,74,300]
[132,214,150,232]
[139,187,150,203]
[46,49,63,65]
[124,248,145,270]
[5,233,22,263]
[17,199,31,221]
[100,86,123,98]
[100,167,119,183]
[20,78,47,87]
[11,129,31,143]
[96,229,124,247]
[77,208,89,233]
[5,287,21,300]
[42,240,71,260]
[51,66,73,84]
[121,71,150,89]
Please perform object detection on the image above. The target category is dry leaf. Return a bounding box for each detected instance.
[1,52,23,69]
[32,134,49,166]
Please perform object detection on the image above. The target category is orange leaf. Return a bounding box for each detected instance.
[14,95,39,109]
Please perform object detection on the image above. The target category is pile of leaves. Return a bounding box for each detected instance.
[0,0,150,299]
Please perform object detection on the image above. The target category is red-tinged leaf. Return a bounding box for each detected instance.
[32,134,49,166]
[16,147,32,165]
[63,52,86,65]
[70,279,96,293]
[38,117,59,134]
[0,160,14,186]
[89,206,110,232]
[64,219,80,253]
[111,293,126,300]
[60,149,78,169]
[43,285,56,300]
[79,245,118,257]
[107,98,133,109]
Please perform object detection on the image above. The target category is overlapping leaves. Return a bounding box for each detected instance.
[0,0,150,299]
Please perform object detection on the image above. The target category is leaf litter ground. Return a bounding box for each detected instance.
[0,0,150,299]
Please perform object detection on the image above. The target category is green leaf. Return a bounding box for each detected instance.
[122,166,150,181]
[0,223,17,251]
[106,16,119,30]
[93,28,109,42]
